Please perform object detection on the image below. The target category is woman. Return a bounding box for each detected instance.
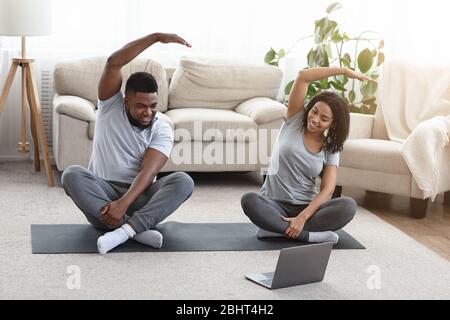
[241,67,372,244]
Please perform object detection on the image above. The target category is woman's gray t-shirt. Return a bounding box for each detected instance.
[260,110,339,205]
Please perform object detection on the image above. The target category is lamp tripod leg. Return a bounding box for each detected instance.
[24,66,41,172]
[18,66,30,153]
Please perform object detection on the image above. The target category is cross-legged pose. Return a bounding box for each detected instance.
[61,33,194,254]
[241,67,372,244]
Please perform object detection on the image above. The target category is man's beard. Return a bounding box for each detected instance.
[126,109,153,129]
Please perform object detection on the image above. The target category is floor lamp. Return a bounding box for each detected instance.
[0,0,54,186]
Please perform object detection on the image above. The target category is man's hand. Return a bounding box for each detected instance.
[156,33,192,48]
[282,215,306,239]
[100,200,129,227]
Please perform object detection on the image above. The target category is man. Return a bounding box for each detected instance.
[61,32,194,254]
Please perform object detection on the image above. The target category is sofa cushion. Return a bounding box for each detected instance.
[341,139,410,175]
[164,108,257,142]
[53,57,169,112]
[168,56,283,110]
[235,97,286,124]
[54,95,96,122]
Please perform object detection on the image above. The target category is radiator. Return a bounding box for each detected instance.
[38,60,55,155]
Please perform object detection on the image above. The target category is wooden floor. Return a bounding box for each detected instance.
[344,187,450,262]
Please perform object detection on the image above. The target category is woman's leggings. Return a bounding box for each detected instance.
[241,192,357,240]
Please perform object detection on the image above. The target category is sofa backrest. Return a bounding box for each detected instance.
[168,56,283,110]
[53,57,169,112]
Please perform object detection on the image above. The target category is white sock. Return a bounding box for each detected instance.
[133,230,163,249]
[256,228,285,239]
[97,224,136,255]
[308,231,339,244]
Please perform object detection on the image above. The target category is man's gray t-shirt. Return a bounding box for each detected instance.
[88,91,173,184]
[260,110,339,205]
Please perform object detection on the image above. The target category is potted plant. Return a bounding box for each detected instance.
[265,2,385,114]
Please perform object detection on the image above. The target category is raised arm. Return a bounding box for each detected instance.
[98,33,191,100]
[287,67,371,119]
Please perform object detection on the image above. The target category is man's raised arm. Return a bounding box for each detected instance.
[98,32,191,100]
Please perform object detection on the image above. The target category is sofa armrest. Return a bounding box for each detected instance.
[235,97,286,124]
[53,94,96,122]
[348,113,375,139]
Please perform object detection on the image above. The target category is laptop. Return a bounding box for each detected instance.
[245,242,333,289]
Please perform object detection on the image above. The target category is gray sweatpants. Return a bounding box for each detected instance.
[61,165,194,233]
[241,192,356,240]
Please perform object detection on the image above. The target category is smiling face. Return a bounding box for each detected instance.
[306,101,334,134]
[124,91,158,127]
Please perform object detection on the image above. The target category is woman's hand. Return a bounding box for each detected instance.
[343,68,375,82]
[282,216,306,239]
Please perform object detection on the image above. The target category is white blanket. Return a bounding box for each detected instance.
[378,61,450,200]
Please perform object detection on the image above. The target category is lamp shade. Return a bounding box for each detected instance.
[0,0,52,36]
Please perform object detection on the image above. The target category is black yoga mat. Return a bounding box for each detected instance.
[31,222,365,254]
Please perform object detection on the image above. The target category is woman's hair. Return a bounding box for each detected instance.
[302,91,350,154]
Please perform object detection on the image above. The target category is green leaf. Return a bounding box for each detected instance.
[330,81,339,90]
[319,78,330,89]
[284,80,295,96]
[344,53,352,63]
[342,75,349,85]
[349,104,360,113]
[322,47,330,67]
[312,81,322,89]
[349,90,356,103]
[360,105,370,114]
[371,49,378,57]
[268,61,279,66]
[370,72,379,80]
[264,48,276,64]
[315,46,325,66]
[360,83,368,99]
[340,57,350,68]
[357,48,374,73]
[360,81,377,99]
[343,33,351,41]
[278,48,286,59]
[366,80,378,96]
[326,2,342,14]
[378,40,384,49]
[307,49,317,67]
[314,19,324,44]
[307,83,318,97]
[315,17,338,43]
[361,97,376,105]
[324,43,333,61]
[377,52,385,66]
[330,80,344,91]
[331,33,344,43]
